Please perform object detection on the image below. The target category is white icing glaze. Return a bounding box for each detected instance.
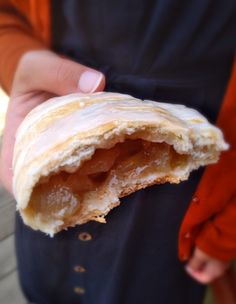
[12,92,229,234]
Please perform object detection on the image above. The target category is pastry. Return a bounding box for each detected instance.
[13,92,228,235]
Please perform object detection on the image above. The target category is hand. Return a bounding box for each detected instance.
[185,247,230,284]
[0,50,105,193]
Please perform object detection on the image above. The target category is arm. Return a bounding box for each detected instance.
[183,59,236,283]
[0,0,48,93]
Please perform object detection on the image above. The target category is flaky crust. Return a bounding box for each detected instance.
[13,92,228,235]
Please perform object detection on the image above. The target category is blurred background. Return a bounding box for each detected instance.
[0,87,215,304]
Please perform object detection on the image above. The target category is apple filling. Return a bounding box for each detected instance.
[28,139,187,223]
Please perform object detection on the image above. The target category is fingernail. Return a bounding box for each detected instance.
[78,71,103,93]
[185,265,192,273]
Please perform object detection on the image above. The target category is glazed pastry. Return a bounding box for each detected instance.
[13,92,228,235]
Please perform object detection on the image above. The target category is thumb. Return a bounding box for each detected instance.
[13,50,105,96]
[186,248,207,273]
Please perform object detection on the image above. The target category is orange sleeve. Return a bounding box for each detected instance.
[195,197,236,261]
[0,0,50,93]
[179,60,236,262]
[194,60,236,261]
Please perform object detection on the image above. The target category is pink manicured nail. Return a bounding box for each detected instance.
[78,71,103,93]
[185,266,193,274]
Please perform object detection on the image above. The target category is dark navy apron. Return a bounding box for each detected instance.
[15,0,235,303]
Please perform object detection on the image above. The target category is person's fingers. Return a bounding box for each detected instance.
[205,260,229,282]
[12,50,105,96]
[185,248,209,283]
[186,260,229,284]
[0,91,53,193]
[186,248,207,272]
[1,50,105,193]
[189,271,213,284]
[185,248,230,284]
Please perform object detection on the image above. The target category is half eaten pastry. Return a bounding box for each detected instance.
[13,92,228,235]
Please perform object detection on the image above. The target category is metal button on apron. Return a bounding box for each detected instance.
[74,286,85,295]
[78,232,92,241]
[74,265,86,273]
